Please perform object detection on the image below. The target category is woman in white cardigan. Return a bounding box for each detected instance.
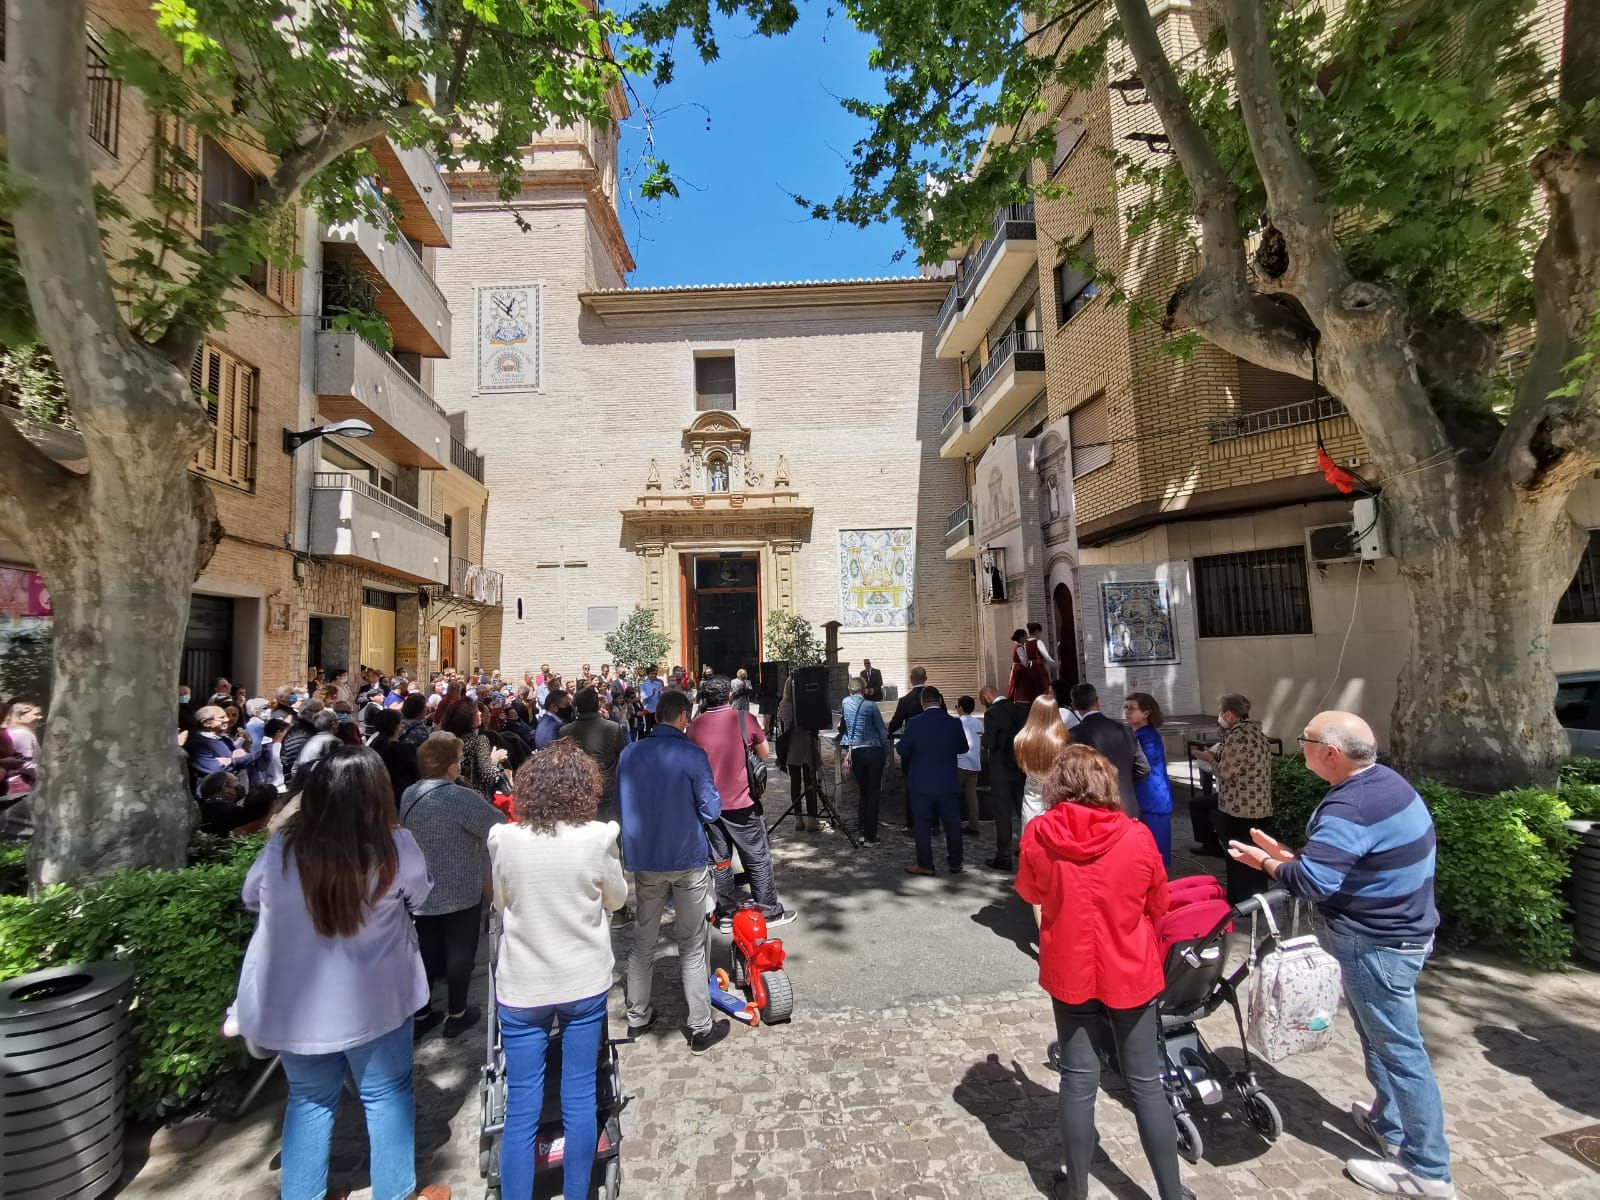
[490,739,627,1200]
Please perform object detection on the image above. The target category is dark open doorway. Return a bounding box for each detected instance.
[1053,581,1079,690]
[685,553,761,679]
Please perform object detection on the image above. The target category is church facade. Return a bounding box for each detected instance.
[430,118,980,695]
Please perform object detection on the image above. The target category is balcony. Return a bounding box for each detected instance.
[936,203,1038,360]
[941,330,1047,459]
[945,501,977,560]
[320,208,451,358]
[451,437,485,484]
[451,557,503,606]
[308,472,449,585]
[314,326,451,469]
[371,137,452,248]
[0,27,121,166]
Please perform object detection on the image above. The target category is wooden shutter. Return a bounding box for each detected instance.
[190,341,258,490]
[157,115,203,236]
[1070,392,1112,478]
[264,207,301,311]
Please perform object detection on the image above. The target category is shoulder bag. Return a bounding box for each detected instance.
[737,707,768,802]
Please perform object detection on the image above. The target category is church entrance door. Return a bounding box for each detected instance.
[682,553,761,679]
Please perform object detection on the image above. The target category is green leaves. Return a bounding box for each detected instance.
[603,607,672,673]
[764,610,824,667]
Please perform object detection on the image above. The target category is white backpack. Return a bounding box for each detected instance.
[1246,901,1343,1062]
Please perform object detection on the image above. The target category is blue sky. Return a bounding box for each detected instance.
[616,14,917,287]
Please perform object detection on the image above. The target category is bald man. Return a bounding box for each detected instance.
[1230,711,1453,1199]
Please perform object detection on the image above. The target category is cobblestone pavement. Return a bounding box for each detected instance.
[118,780,1600,1199]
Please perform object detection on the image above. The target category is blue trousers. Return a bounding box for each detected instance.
[279,1020,415,1200]
[1328,930,1452,1183]
[1140,808,1172,869]
[499,991,609,1200]
[909,789,962,871]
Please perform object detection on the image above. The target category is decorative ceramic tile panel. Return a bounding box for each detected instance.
[839,528,916,630]
[1100,580,1179,665]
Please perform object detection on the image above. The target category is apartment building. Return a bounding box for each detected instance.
[934,0,1599,746]
[0,3,503,701]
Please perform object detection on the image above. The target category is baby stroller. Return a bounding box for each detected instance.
[478,910,627,1199]
[1150,878,1288,1162]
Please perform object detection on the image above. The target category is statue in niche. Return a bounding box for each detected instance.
[1043,470,1061,522]
[708,458,730,493]
[646,458,662,490]
[774,454,791,487]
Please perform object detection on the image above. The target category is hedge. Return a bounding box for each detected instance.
[1269,758,1576,968]
[0,834,264,1119]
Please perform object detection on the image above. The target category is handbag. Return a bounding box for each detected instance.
[842,699,867,774]
[1246,900,1343,1062]
[737,707,768,802]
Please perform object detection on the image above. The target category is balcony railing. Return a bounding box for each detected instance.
[312,471,447,535]
[451,557,503,606]
[946,502,974,538]
[937,280,963,330]
[937,203,1037,334]
[942,387,970,437]
[451,437,484,482]
[970,329,1046,402]
[1,27,121,157]
[1208,395,1347,443]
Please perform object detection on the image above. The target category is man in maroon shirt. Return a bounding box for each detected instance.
[688,676,798,929]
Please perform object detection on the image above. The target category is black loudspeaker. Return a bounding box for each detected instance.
[758,661,787,708]
[791,665,831,731]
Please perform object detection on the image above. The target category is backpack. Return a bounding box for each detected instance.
[1246,900,1343,1062]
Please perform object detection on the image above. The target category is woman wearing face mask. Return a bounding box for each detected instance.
[333,701,363,747]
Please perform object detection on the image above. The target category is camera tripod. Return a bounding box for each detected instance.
[767,760,860,849]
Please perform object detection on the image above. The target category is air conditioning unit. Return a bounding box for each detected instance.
[1306,497,1388,566]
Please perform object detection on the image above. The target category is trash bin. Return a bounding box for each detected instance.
[1570,819,1600,965]
[0,960,135,1200]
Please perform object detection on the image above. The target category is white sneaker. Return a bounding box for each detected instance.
[1352,1103,1401,1159]
[1346,1158,1455,1198]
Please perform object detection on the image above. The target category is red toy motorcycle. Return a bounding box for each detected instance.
[724,907,794,1024]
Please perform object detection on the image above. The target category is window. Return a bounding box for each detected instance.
[190,341,257,491]
[1195,546,1314,638]
[362,589,398,611]
[195,138,297,307]
[1054,234,1098,326]
[694,353,736,410]
[1069,392,1111,479]
[1556,530,1600,623]
[201,138,259,254]
[1050,92,1087,175]
[1238,359,1320,415]
[155,115,202,236]
[1555,678,1600,731]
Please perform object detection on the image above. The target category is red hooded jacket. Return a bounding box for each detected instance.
[1016,802,1170,1009]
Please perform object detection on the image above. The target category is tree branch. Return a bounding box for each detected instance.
[0,407,82,543]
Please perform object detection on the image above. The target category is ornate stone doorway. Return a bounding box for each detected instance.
[681,552,761,678]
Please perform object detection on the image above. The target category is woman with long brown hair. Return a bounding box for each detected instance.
[1016,745,1184,1200]
[1012,694,1069,834]
[233,745,450,1200]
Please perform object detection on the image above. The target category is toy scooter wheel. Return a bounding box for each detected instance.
[732,951,748,988]
[1174,1111,1203,1164]
[759,970,794,1024]
[1245,1091,1283,1141]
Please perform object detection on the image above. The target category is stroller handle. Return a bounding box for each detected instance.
[1232,888,1290,919]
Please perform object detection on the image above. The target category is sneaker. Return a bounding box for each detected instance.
[414,1188,452,1200]
[860,834,879,846]
[987,857,1014,872]
[413,1008,442,1039]
[689,1019,731,1055]
[948,863,965,874]
[905,864,936,877]
[767,908,799,928]
[626,1013,656,1039]
[1352,1103,1401,1159]
[1346,1158,1455,1198]
[803,817,826,832]
[962,823,981,835]
[442,1006,481,1039]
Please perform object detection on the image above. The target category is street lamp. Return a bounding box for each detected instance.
[282,418,374,453]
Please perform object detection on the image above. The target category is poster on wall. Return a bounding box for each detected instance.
[1100,580,1180,666]
[477,283,541,392]
[838,528,916,630]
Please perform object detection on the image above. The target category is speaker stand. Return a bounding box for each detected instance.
[767,771,860,850]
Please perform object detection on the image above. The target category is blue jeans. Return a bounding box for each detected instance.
[1328,929,1452,1183]
[909,789,962,871]
[279,1019,415,1200]
[499,991,608,1200]
[1140,808,1172,869]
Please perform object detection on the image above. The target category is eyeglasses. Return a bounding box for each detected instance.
[1296,734,1326,747]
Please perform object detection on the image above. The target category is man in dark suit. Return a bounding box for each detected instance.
[979,685,1026,870]
[896,686,969,876]
[887,665,927,735]
[1067,682,1150,817]
[859,659,884,702]
[557,686,627,822]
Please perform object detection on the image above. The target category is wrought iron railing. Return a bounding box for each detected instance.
[451,557,503,605]
[942,387,970,438]
[964,202,1037,295]
[946,502,974,538]
[312,471,448,535]
[1208,394,1347,443]
[969,329,1046,403]
[451,437,484,482]
[85,32,120,157]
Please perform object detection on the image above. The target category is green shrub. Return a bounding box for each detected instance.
[1558,781,1600,820]
[1559,756,1600,787]
[1269,759,1575,967]
[0,834,265,1118]
[0,842,26,896]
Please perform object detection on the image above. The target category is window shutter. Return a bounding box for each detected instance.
[189,341,258,491]
[1237,359,1320,414]
[264,208,301,310]
[1070,392,1112,478]
[157,115,203,235]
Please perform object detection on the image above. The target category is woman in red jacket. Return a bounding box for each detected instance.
[1016,744,1188,1200]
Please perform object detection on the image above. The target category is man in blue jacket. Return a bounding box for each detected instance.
[617,689,729,1055]
[896,686,970,876]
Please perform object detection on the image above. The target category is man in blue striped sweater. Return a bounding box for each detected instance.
[1229,710,1454,1199]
